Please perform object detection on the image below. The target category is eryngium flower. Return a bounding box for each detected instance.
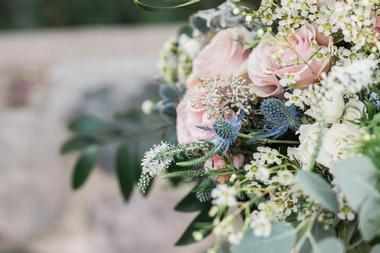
[198,113,243,154]
[254,98,300,140]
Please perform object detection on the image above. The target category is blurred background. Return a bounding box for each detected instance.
[0,1,223,252]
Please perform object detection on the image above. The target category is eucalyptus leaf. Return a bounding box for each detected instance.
[159,84,178,101]
[312,237,345,253]
[370,244,380,253]
[116,143,135,201]
[296,170,339,213]
[332,156,378,211]
[230,223,296,253]
[359,197,380,241]
[71,146,99,189]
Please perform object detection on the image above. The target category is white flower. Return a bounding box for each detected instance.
[318,123,362,169]
[275,170,294,186]
[254,147,282,165]
[178,34,201,59]
[255,167,271,184]
[228,232,244,245]
[250,211,272,237]
[337,205,355,221]
[306,90,345,124]
[141,142,173,176]
[284,89,305,109]
[258,202,283,219]
[343,98,365,121]
[141,100,155,114]
[296,124,322,167]
[211,184,237,207]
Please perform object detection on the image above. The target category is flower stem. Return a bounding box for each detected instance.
[237,133,299,145]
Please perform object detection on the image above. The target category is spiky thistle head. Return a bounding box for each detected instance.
[260,98,300,131]
[197,113,243,154]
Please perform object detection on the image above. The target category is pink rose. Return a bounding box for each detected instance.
[176,87,215,144]
[204,155,226,170]
[177,27,253,143]
[374,16,380,33]
[247,23,331,97]
[187,27,253,88]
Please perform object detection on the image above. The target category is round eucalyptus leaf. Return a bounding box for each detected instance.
[312,237,345,253]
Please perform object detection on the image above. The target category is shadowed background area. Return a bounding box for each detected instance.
[0,1,224,252]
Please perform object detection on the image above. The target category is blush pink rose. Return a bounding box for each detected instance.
[247,23,331,97]
[374,16,380,33]
[187,27,253,88]
[176,87,215,144]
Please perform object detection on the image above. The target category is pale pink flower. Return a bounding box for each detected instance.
[247,23,331,97]
[374,16,380,34]
[187,27,253,88]
[176,87,215,144]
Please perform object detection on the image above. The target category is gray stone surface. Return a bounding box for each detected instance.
[0,26,210,253]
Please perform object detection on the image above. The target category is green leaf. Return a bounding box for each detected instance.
[359,197,380,241]
[159,84,178,101]
[71,146,99,189]
[296,170,339,213]
[332,156,379,211]
[370,245,380,253]
[312,237,345,253]
[364,101,376,120]
[162,170,205,178]
[230,223,296,253]
[69,115,117,136]
[132,0,200,11]
[175,203,212,246]
[60,136,97,154]
[174,187,204,213]
[116,143,135,201]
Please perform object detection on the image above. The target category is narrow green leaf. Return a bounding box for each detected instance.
[175,187,204,213]
[116,143,135,201]
[296,170,339,213]
[359,197,380,241]
[69,115,117,136]
[162,170,205,178]
[332,156,379,211]
[175,203,212,246]
[71,146,99,189]
[231,223,296,253]
[60,136,97,154]
[133,0,200,11]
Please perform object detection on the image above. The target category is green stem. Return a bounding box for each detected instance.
[237,133,300,145]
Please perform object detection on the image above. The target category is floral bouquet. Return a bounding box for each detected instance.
[63,0,380,252]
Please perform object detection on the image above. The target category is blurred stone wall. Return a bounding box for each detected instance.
[0,26,210,253]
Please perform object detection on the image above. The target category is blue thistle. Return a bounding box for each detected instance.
[197,113,243,154]
[253,98,300,141]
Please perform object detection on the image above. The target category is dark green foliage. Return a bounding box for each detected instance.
[116,143,135,201]
[71,146,99,189]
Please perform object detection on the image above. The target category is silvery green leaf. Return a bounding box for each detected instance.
[230,223,296,253]
[359,197,380,241]
[312,237,345,253]
[296,170,339,213]
[370,245,380,253]
[159,84,178,101]
[332,156,378,211]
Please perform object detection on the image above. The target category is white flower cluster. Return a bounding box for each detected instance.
[197,75,257,119]
[211,184,237,207]
[157,34,202,86]
[294,123,362,169]
[141,142,173,176]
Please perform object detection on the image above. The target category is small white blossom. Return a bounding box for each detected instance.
[211,184,237,207]
[275,170,294,186]
[141,142,173,176]
[250,211,272,237]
